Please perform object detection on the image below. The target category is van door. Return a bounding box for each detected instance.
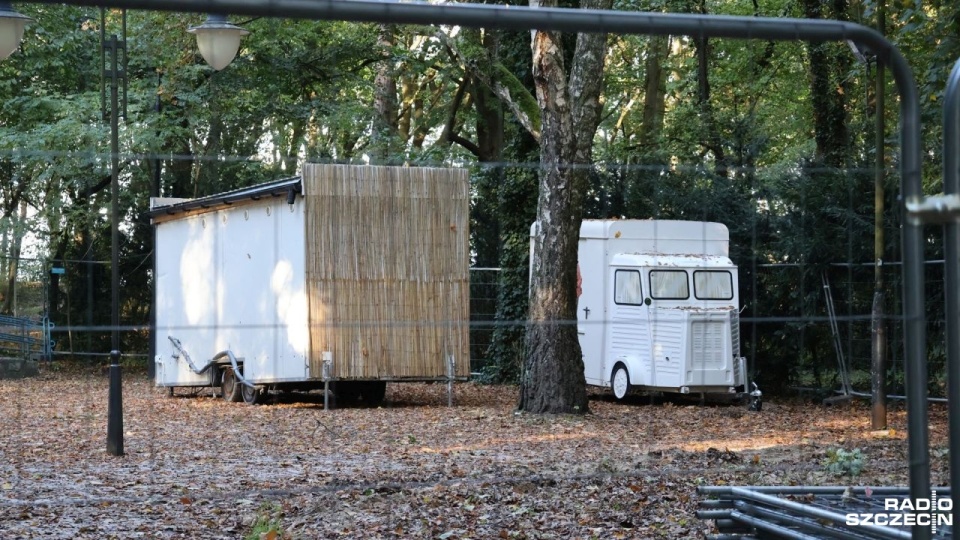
[648,269,689,388]
[607,268,651,387]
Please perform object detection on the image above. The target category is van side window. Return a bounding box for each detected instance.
[614,270,643,305]
[649,270,689,299]
[694,270,734,300]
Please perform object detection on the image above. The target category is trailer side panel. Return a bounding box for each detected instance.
[303,164,470,380]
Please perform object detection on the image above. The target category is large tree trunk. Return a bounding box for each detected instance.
[519,0,611,414]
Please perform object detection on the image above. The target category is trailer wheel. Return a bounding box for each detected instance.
[360,382,387,405]
[221,368,242,403]
[241,383,264,405]
[611,364,630,401]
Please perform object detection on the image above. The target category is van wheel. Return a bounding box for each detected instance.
[221,368,242,402]
[611,364,630,401]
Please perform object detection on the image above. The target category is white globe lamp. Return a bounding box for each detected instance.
[0,2,31,61]
[188,14,249,71]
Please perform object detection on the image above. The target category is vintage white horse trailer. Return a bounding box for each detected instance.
[532,220,752,402]
[149,164,470,405]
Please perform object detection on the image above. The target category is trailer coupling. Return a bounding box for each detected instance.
[167,337,254,389]
[168,336,212,375]
[748,382,763,412]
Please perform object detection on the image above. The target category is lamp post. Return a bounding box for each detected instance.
[0,2,31,60]
[101,8,127,457]
[2,5,244,458]
[188,14,248,71]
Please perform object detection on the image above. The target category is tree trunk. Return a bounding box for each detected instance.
[283,119,305,174]
[168,114,194,199]
[0,227,8,294]
[373,24,399,162]
[693,0,728,178]
[519,0,611,414]
[2,200,27,315]
[639,36,669,148]
[200,113,223,193]
[803,0,849,167]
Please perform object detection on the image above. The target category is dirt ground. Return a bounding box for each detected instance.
[0,367,950,539]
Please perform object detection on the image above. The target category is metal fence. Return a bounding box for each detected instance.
[469,268,500,373]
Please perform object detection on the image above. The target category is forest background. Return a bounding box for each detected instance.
[1,0,958,397]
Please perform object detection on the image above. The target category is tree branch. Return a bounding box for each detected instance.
[436,29,541,142]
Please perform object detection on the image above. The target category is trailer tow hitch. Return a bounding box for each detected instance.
[748,382,763,412]
[168,336,212,375]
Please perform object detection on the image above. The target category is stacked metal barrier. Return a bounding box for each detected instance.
[698,486,952,540]
[0,313,53,361]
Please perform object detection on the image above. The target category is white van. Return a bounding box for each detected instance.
[532,219,750,401]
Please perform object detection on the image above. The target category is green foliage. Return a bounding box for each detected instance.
[480,164,539,384]
[823,447,866,477]
[245,502,283,540]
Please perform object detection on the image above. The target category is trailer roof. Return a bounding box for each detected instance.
[147,176,302,219]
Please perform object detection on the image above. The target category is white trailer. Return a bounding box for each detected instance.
[533,219,751,401]
[150,164,470,405]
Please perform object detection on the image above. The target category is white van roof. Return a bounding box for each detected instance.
[610,253,734,268]
[530,219,730,256]
[583,220,728,256]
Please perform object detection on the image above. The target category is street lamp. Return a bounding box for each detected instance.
[0,7,246,457]
[188,14,249,70]
[0,2,31,60]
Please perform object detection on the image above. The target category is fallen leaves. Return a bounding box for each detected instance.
[0,368,948,539]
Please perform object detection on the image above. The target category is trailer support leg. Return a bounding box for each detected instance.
[322,351,333,411]
[446,354,455,407]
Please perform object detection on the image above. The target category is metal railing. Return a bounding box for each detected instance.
[0,314,54,361]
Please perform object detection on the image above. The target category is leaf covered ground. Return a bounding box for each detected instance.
[0,367,949,539]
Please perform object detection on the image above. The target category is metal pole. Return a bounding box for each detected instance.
[147,71,160,380]
[105,32,123,457]
[447,355,455,407]
[942,55,960,537]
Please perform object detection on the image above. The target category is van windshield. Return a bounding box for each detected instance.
[693,270,734,300]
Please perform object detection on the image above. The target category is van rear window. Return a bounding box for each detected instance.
[694,270,734,300]
[649,270,689,299]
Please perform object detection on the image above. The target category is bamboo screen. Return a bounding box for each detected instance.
[303,164,470,380]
